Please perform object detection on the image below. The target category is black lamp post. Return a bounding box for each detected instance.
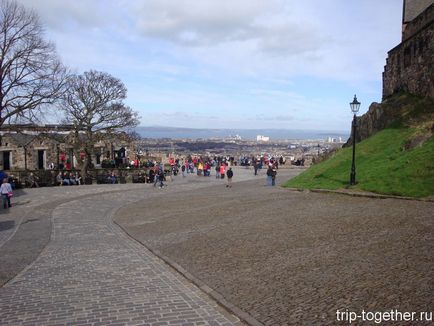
[349,95,361,185]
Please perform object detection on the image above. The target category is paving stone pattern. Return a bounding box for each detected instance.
[0,171,264,325]
[115,170,434,326]
[0,184,150,287]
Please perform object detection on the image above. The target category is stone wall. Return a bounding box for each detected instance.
[383,5,433,100]
[402,2,434,40]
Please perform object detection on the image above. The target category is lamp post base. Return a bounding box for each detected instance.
[350,171,356,185]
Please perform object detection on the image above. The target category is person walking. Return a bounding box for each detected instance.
[28,173,39,188]
[253,159,258,176]
[266,165,273,186]
[219,163,226,179]
[226,167,233,188]
[197,161,203,176]
[271,166,277,186]
[215,164,220,179]
[153,166,160,187]
[1,178,13,209]
[181,164,186,177]
[158,170,165,188]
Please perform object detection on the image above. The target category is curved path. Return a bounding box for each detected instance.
[0,169,275,325]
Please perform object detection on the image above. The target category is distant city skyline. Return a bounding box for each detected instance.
[134,126,348,141]
[21,0,403,132]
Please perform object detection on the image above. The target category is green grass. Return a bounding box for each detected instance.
[284,127,434,198]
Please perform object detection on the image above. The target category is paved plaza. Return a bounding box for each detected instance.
[0,166,432,325]
[0,171,261,326]
[115,170,434,325]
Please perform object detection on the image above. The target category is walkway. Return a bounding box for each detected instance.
[0,168,276,325]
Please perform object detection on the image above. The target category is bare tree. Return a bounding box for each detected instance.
[0,0,67,127]
[61,70,140,176]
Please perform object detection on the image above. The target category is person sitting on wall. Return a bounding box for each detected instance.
[69,173,77,185]
[56,172,63,186]
[110,172,116,184]
[75,172,82,185]
[62,172,71,186]
[29,173,39,188]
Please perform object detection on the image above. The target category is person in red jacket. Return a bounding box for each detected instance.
[219,164,226,179]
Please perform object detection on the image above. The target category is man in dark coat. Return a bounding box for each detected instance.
[226,168,233,188]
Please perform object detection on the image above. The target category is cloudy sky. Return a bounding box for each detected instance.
[21,0,402,131]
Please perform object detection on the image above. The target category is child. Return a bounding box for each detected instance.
[1,178,13,209]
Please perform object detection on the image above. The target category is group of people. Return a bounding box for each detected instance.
[163,156,280,189]
[56,171,82,186]
[136,158,236,189]
[165,156,280,188]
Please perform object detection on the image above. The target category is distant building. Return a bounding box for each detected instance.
[256,135,270,142]
[327,137,344,143]
[0,124,133,171]
[227,134,242,141]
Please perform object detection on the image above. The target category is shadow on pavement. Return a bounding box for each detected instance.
[11,189,27,197]
[0,220,15,231]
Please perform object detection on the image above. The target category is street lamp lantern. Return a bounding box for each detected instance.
[349,94,361,185]
[350,95,361,113]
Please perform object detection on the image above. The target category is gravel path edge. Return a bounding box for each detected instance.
[285,187,434,202]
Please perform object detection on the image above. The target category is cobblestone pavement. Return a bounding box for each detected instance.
[0,184,149,287]
[0,167,279,325]
[0,184,145,248]
[115,171,434,325]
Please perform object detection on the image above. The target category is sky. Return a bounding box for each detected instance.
[21,0,403,132]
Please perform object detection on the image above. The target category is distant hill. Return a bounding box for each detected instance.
[134,126,348,141]
[284,93,434,198]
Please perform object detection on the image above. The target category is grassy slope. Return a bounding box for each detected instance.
[284,127,434,198]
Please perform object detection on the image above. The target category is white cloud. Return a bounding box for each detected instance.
[15,0,403,130]
[130,0,327,57]
[20,0,401,82]
[132,0,267,45]
[20,0,112,29]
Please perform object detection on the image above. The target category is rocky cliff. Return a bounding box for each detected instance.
[345,93,434,146]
